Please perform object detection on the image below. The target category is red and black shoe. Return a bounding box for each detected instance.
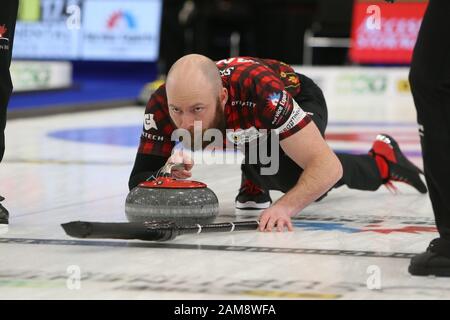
[369,134,427,194]
[235,178,272,213]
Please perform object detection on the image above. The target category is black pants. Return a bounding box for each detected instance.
[409,0,450,241]
[242,73,383,194]
[0,0,18,162]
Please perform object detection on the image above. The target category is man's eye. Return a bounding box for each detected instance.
[194,107,204,112]
[171,108,181,113]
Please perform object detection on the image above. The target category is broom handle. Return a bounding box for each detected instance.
[177,221,259,235]
[62,220,259,242]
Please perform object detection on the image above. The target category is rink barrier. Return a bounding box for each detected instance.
[292,66,411,96]
[10,60,72,92]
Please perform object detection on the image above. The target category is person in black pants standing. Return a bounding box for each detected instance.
[0,0,19,225]
[408,0,450,276]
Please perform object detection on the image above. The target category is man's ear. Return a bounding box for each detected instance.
[220,87,228,108]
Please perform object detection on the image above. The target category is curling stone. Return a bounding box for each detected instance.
[125,177,219,225]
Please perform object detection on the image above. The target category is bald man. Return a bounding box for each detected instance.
[129,55,427,232]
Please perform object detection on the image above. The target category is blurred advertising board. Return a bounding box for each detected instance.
[13,0,162,61]
[350,0,428,64]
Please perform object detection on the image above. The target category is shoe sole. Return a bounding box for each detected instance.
[408,264,450,277]
[0,224,8,235]
[235,208,266,216]
[235,201,271,216]
[235,201,271,210]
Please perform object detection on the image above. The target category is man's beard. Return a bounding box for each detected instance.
[185,97,226,151]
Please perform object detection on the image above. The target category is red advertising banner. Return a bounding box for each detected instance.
[350,1,428,64]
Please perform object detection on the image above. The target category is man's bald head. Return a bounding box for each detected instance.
[165,54,228,138]
[166,54,222,94]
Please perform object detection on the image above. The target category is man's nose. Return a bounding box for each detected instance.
[179,114,195,130]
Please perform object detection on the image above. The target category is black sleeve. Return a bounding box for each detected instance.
[128,153,168,190]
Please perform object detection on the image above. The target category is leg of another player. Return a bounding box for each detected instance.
[408,0,450,276]
[0,0,19,226]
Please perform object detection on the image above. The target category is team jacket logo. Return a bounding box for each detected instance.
[144,113,158,131]
[226,127,264,145]
[275,100,307,135]
[0,25,9,42]
[268,93,281,108]
[231,100,256,108]
[281,72,300,88]
[142,132,164,141]
[216,57,256,65]
[220,67,235,77]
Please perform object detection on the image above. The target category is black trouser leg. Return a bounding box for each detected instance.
[0,0,19,162]
[334,154,383,191]
[242,151,383,193]
[241,74,383,193]
[409,0,450,241]
[241,149,301,194]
